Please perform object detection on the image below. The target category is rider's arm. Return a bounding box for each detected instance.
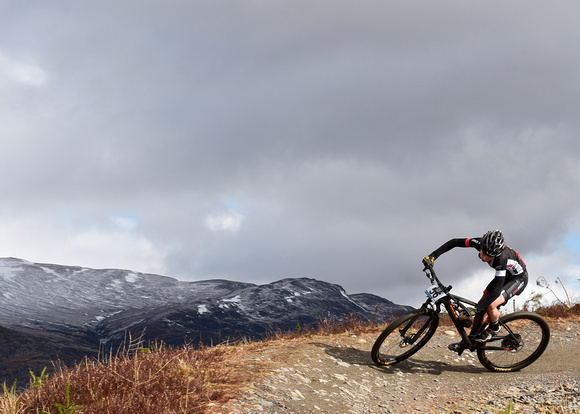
[429,238,480,260]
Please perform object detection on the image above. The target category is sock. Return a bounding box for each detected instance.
[490,321,500,331]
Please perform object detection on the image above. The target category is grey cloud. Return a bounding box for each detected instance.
[1,1,580,305]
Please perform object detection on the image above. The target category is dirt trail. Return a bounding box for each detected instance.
[218,319,580,414]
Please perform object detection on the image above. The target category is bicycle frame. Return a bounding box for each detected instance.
[421,263,502,351]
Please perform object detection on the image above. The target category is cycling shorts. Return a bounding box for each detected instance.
[500,276,528,302]
[483,275,528,303]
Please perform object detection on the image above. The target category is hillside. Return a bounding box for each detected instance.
[3,257,578,413]
[5,316,580,414]
[218,319,580,413]
[4,318,578,413]
[0,257,412,385]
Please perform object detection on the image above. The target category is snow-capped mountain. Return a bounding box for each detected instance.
[0,257,412,384]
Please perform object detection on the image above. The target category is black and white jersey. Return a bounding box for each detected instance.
[429,237,528,311]
[431,237,527,279]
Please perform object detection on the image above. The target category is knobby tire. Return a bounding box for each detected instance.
[477,311,550,372]
[371,309,439,366]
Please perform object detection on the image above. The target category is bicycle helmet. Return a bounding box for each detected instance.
[481,229,505,257]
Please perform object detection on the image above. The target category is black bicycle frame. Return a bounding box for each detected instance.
[421,263,519,351]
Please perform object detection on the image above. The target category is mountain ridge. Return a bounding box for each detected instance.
[0,257,412,384]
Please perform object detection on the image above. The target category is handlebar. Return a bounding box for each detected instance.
[422,262,452,293]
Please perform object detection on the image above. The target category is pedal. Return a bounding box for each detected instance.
[448,342,465,354]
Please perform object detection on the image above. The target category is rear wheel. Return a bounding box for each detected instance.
[477,311,550,372]
[371,309,439,366]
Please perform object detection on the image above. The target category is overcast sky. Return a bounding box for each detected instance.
[1,1,579,307]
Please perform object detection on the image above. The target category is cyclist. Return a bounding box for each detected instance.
[422,229,528,351]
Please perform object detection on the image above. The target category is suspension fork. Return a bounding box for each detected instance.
[399,309,435,345]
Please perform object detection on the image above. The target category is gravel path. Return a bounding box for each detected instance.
[218,319,580,413]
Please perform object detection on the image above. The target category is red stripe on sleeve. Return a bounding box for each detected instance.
[465,238,471,247]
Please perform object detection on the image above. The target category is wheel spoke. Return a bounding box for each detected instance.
[372,311,438,366]
[477,312,549,371]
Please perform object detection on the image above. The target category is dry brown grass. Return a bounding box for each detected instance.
[526,302,580,319]
[4,338,257,414]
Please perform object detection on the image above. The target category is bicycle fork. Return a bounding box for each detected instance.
[398,314,431,346]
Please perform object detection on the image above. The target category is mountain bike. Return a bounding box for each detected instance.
[371,262,550,372]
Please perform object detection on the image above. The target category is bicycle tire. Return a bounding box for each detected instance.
[371,308,439,366]
[477,311,550,372]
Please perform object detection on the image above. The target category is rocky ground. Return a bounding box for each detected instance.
[216,318,580,414]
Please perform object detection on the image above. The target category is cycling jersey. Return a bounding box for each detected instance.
[430,238,528,312]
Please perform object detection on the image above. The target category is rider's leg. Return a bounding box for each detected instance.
[486,276,527,327]
[469,293,504,341]
[486,295,506,325]
[469,291,488,335]
[470,311,485,335]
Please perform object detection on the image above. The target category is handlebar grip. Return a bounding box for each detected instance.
[422,261,434,272]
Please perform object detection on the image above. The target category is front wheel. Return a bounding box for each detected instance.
[477,311,550,372]
[371,309,439,366]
